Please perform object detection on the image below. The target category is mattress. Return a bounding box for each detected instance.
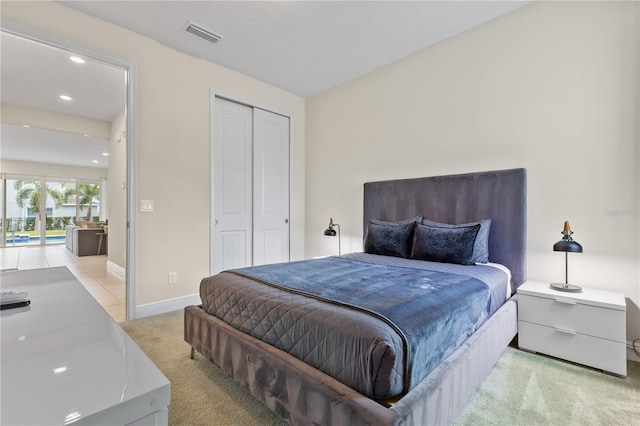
[199,253,509,400]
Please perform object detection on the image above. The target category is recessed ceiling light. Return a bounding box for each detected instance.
[69,56,85,64]
[22,124,30,128]
[59,95,72,101]
[92,160,99,163]
[102,152,109,156]
[83,134,91,137]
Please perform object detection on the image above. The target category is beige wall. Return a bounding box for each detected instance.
[1,1,306,309]
[306,1,640,345]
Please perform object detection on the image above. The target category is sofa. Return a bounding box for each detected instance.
[65,225,107,256]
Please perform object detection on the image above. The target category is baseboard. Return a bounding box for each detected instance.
[106,260,125,277]
[135,294,200,319]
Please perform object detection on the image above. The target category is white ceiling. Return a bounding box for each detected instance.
[1,123,110,169]
[0,31,125,169]
[1,31,126,122]
[58,0,532,98]
[1,1,532,169]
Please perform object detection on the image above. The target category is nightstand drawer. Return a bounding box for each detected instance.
[518,321,627,376]
[518,294,625,342]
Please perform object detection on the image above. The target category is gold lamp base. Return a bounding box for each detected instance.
[549,283,582,293]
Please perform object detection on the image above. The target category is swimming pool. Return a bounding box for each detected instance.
[5,234,66,245]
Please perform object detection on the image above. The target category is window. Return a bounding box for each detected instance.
[27,207,53,217]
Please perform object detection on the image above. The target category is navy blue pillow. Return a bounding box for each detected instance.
[411,223,481,265]
[364,217,419,258]
[422,218,492,263]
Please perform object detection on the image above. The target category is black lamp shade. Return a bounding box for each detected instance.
[553,220,583,253]
[324,227,337,236]
[324,217,337,236]
[553,240,583,253]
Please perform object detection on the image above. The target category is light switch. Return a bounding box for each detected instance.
[140,200,154,212]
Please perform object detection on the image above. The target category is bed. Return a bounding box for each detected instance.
[185,168,526,425]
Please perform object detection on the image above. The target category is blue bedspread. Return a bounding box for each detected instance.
[231,256,492,392]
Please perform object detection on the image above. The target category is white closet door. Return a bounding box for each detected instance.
[252,108,290,265]
[213,98,253,274]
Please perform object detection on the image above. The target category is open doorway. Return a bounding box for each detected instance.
[0,23,136,319]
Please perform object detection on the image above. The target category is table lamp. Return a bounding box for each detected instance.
[551,220,583,292]
[323,217,341,255]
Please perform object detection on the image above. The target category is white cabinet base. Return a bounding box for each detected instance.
[517,281,626,376]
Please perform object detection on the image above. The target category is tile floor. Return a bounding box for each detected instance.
[0,244,126,322]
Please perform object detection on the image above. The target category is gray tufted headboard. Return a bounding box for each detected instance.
[363,168,527,293]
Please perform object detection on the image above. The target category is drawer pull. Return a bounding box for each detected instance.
[555,327,577,335]
[555,298,577,305]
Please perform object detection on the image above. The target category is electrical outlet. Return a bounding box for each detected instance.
[168,272,177,285]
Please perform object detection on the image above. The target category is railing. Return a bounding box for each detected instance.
[2,216,99,232]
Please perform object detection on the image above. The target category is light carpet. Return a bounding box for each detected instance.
[120,310,639,426]
[455,345,639,425]
[120,310,285,426]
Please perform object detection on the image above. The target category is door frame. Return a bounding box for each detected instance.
[209,89,294,275]
[2,20,138,320]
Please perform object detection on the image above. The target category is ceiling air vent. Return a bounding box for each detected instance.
[184,21,224,45]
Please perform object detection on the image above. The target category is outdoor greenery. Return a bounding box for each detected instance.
[7,181,101,233]
[14,180,67,231]
[73,183,101,221]
[19,230,66,237]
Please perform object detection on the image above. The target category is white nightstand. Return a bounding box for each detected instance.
[517,281,626,376]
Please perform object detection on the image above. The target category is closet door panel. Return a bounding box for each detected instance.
[220,231,249,270]
[213,98,253,273]
[253,108,290,265]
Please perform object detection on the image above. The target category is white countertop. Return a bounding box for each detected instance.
[1,267,170,425]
